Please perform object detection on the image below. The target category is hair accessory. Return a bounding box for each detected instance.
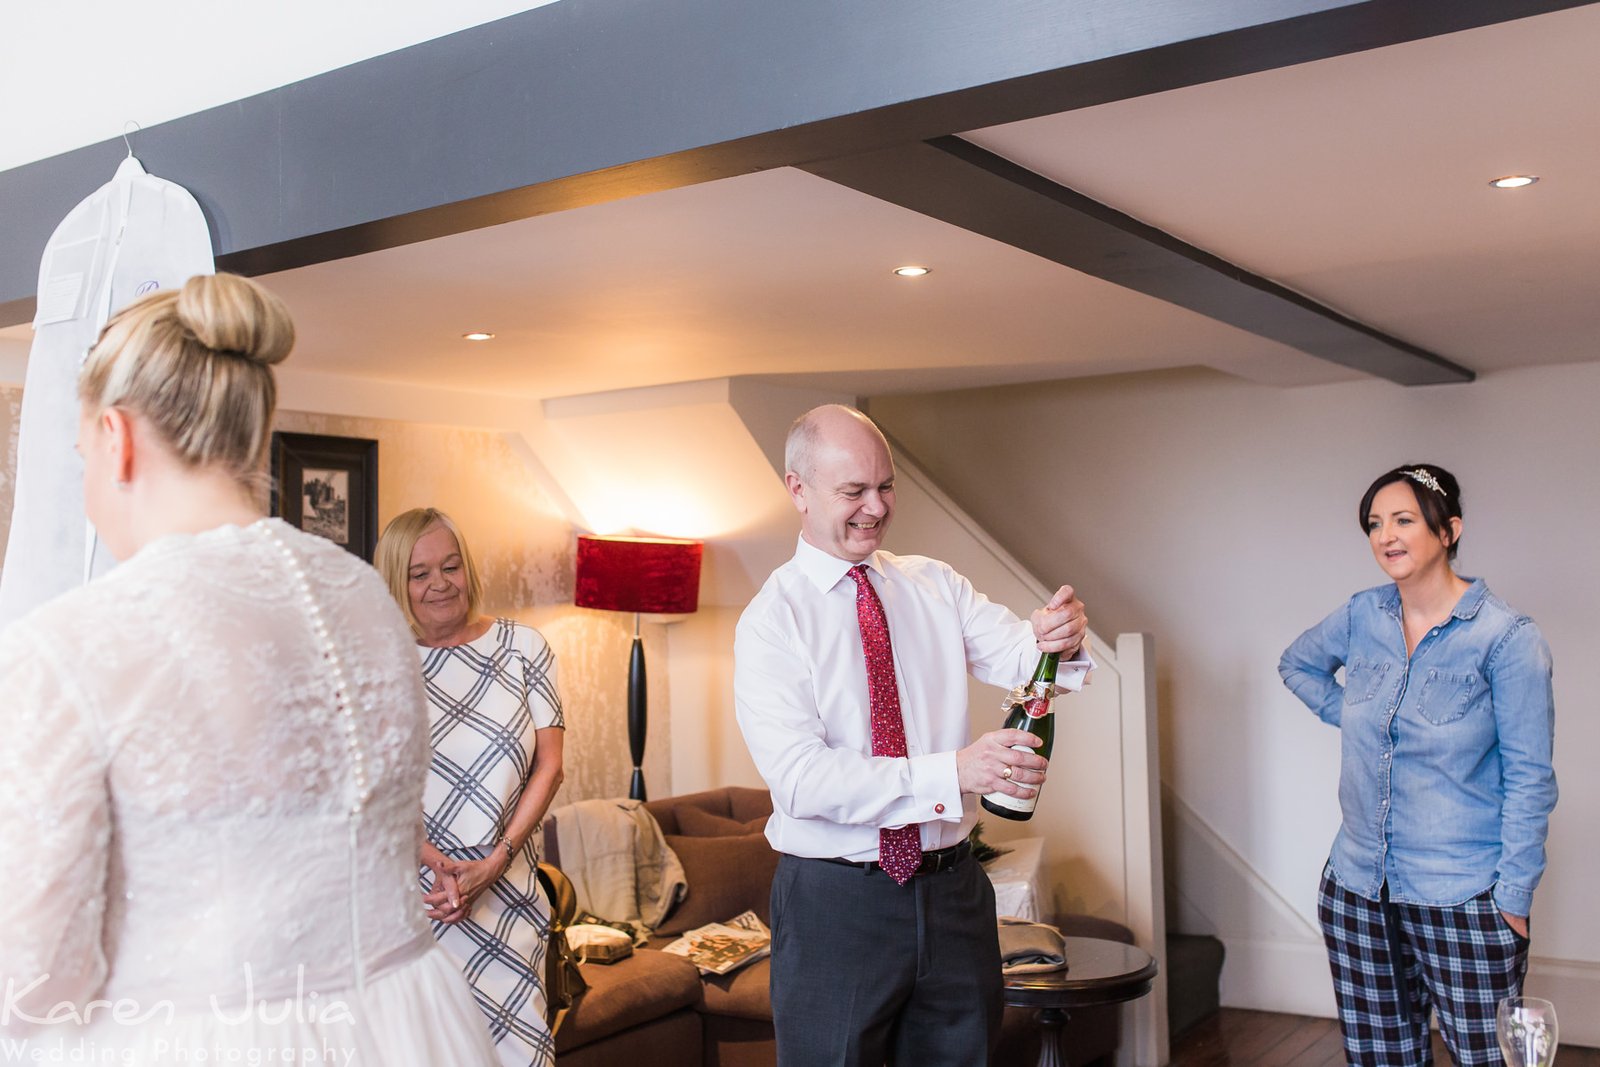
[1404,468,1444,495]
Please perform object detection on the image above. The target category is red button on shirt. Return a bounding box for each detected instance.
[934,803,945,814]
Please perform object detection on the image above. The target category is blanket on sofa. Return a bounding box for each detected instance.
[543,799,687,930]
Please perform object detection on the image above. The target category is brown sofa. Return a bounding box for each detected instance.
[553,786,1132,1067]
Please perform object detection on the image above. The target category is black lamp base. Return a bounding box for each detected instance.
[627,624,648,801]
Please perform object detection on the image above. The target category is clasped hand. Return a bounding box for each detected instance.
[422,848,509,924]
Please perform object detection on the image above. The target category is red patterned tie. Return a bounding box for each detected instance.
[848,564,923,885]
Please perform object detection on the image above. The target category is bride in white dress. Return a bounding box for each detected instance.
[0,274,499,1065]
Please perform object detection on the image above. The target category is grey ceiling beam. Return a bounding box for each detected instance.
[803,137,1474,386]
[2,0,1592,328]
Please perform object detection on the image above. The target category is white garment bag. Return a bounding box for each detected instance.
[0,156,214,630]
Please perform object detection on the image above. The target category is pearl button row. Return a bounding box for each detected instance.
[261,523,371,816]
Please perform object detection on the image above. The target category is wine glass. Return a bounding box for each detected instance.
[1497,996,1558,1066]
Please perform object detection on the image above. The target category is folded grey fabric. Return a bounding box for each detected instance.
[998,916,1067,974]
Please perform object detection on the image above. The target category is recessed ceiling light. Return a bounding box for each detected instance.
[892,265,931,277]
[1489,175,1539,189]
[462,331,495,341]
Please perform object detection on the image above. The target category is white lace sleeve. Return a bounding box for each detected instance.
[0,627,110,1032]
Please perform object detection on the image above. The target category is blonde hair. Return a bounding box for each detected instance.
[79,273,294,492]
[374,508,485,636]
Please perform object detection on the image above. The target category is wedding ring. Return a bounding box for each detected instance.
[1001,766,1013,780]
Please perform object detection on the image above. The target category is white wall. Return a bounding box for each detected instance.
[1,2,560,173]
[540,380,801,607]
[873,360,1600,1039]
[667,606,765,796]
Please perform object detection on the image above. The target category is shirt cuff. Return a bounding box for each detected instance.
[1056,650,1096,693]
[1493,881,1533,918]
[907,751,963,822]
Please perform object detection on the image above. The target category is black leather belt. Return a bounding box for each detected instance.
[815,839,971,877]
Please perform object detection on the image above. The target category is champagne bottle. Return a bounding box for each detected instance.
[979,651,1058,822]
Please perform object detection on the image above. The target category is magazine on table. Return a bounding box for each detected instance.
[661,910,772,976]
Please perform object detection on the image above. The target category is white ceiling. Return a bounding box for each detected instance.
[966,4,1600,377]
[257,166,1342,399]
[6,6,1597,400]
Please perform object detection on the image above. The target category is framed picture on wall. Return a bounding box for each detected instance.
[271,432,379,561]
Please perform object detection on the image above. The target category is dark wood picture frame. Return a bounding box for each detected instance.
[271,432,380,561]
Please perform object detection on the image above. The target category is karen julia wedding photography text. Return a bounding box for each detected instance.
[2,966,358,1065]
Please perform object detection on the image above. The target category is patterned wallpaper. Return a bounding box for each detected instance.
[0,392,657,806]
[273,409,668,807]
[273,410,575,607]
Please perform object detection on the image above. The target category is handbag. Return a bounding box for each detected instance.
[536,862,589,1033]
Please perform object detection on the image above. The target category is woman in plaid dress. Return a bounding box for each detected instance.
[1280,465,1557,1066]
[378,508,566,1067]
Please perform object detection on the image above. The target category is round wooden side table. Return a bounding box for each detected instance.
[1002,935,1158,1067]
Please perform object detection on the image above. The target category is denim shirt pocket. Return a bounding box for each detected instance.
[1343,659,1388,705]
[1417,669,1479,725]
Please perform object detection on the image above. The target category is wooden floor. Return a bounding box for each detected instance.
[1170,1009,1599,1066]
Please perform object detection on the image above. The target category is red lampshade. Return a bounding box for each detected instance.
[574,535,703,615]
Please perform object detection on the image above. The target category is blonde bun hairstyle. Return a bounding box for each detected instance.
[79,273,295,490]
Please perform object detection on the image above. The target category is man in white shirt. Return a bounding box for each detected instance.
[734,405,1089,1066]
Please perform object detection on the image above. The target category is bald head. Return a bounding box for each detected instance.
[783,405,896,561]
[784,405,890,483]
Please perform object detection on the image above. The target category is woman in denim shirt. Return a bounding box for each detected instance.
[1280,464,1556,1067]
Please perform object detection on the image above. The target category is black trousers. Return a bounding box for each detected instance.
[769,851,1002,1067]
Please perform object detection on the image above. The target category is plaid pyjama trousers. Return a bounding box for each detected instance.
[1318,866,1530,1066]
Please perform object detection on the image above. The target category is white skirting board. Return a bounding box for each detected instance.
[1170,787,1599,1048]
[1218,937,1600,1049]
[1523,956,1600,1049]
[1218,937,1335,1018]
